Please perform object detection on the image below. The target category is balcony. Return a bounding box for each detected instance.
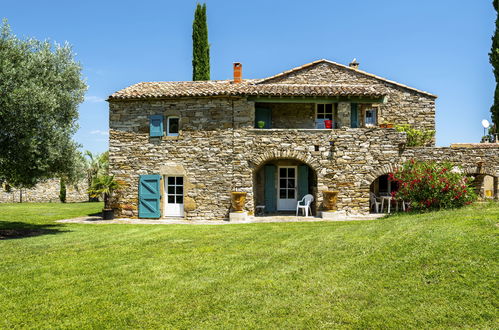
[253,99,380,130]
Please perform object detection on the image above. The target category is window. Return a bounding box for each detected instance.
[316,104,334,129]
[365,108,377,126]
[167,116,179,136]
[316,104,333,120]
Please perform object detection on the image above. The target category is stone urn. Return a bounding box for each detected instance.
[230,192,247,213]
[322,190,339,211]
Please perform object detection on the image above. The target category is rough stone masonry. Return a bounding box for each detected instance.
[107,59,499,220]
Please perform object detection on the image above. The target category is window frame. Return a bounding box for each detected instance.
[166,116,180,137]
[364,107,378,127]
[315,103,334,121]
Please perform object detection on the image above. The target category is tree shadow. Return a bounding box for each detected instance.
[0,221,69,240]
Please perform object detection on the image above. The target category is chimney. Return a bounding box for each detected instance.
[349,58,359,70]
[233,62,242,83]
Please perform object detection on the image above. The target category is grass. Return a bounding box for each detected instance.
[0,202,497,328]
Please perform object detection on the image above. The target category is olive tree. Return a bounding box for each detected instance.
[0,20,87,188]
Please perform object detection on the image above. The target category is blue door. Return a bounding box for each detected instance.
[350,103,358,128]
[264,165,277,212]
[138,175,161,218]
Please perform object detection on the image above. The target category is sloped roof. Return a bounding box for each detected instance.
[258,59,437,97]
[108,59,436,100]
[109,80,386,100]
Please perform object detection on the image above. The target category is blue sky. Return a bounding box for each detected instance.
[2,0,496,153]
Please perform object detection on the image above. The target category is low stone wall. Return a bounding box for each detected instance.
[0,179,89,203]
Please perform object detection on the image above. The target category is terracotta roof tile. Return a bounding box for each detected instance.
[109,58,436,100]
[109,80,386,100]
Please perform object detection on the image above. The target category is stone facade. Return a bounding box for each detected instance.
[262,62,436,132]
[0,179,88,203]
[108,60,498,220]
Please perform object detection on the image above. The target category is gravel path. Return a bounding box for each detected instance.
[57,214,385,225]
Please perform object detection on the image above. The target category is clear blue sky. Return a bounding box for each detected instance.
[2,0,496,153]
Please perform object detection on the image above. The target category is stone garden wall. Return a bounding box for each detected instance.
[0,179,89,203]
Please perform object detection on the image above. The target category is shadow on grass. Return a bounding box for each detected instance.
[0,221,69,240]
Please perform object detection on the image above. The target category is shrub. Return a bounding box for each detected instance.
[88,175,123,209]
[391,160,477,211]
[59,179,67,203]
[395,124,435,147]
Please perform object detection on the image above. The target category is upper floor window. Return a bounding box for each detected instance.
[316,104,333,120]
[167,116,179,136]
[365,108,377,126]
[315,104,334,128]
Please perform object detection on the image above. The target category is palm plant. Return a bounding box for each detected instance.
[84,151,109,201]
[88,174,122,209]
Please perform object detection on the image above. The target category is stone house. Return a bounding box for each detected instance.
[108,59,499,220]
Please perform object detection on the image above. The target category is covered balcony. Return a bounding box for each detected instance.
[250,96,386,130]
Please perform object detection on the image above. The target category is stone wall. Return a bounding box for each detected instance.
[256,102,315,128]
[0,179,89,203]
[109,96,497,220]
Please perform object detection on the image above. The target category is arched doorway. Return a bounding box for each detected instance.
[369,174,400,213]
[253,158,317,215]
[466,174,498,199]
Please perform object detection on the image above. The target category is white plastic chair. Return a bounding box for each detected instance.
[296,194,314,217]
[370,192,381,213]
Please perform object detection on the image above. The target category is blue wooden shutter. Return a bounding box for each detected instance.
[138,175,161,218]
[350,103,358,128]
[298,165,309,200]
[149,115,164,137]
[264,165,276,212]
[255,108,272,128]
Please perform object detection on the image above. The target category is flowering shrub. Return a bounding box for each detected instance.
[390,160,477,211]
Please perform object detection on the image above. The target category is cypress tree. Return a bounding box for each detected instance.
[192,3,210,81]
[490,0,499,132]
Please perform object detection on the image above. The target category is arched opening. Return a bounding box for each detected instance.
[466,174,498,199]
[253,158,318,216]
[369,174,400,213]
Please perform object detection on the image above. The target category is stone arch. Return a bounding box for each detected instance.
[251,151,320,216]
[460,165,497,178]
[251,149,322,174]
[362,163,402,188]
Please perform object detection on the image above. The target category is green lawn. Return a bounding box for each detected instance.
[0,202,497,328]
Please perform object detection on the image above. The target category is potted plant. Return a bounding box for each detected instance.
[257,121,265,129]
[88,174,123,220]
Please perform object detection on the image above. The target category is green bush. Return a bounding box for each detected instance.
[59,179,66,203]
[391,160,477,211]
[395,124,435,147]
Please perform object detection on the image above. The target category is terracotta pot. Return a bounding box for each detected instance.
[230,192,247,212]
[385,123,394,128]
[322,190,339,211]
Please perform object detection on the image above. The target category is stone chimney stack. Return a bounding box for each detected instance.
[349,58,359,70]
[233,62,242,83]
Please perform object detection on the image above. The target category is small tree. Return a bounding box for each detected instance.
[84,151,109,201]
[490,0,499,132]
[88,175,122,209]
[391,160,477,211]
[192,3,210,81]
[59,178,67,203]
